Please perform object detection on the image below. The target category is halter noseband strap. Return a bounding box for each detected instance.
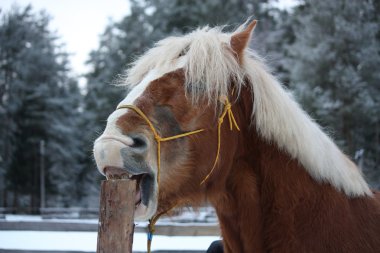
[116,96,239,253]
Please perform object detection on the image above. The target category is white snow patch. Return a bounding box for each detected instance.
[0,231,220,251]
[3,214,97,224]
[4,215,43,221]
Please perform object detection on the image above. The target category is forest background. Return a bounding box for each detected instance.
[0,0,379,212]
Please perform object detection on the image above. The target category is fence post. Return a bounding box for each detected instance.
[96,179,136,253]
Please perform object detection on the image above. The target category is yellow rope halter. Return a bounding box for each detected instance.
[117,104,204,187]
[200,95,240,185]
[116,96,239,253]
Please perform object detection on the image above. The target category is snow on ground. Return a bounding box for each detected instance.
[0,231,220,252]
[4,214,98,224]
[3,208,218,226]
[1,213,220,251]
[5,215,44,221]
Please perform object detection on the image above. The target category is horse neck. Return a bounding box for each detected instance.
[213,87,380,252]
[208,147,265,253]
[208,88,267,252]
[209,87,356,253]
[236,87,352,216]
[242,121,380,252]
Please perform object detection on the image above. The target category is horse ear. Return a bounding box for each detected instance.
[230,20,257,62]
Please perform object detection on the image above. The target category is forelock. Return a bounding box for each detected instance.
[123,26,247,105]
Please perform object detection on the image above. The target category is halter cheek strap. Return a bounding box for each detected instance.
[116,97,239,253]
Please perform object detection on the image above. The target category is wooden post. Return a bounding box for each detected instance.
[97,179,136,253]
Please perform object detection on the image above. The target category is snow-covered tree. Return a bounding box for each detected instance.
[286,0,380,187]
[0,6,84,209]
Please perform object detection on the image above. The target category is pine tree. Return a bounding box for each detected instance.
[286,0,380,187]
[0,5,84,210]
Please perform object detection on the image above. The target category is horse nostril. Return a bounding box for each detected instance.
[130,134,148,150]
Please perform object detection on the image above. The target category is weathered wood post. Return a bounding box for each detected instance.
[96,179,136,253]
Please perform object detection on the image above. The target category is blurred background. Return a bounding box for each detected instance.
[0,0,379,251]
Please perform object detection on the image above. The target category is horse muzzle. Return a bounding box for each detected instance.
[93,134,158,220]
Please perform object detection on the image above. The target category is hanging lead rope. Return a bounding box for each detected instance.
[200,95,240,185]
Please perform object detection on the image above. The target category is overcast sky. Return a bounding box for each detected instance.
[1,0,130,76]
[1,0,296,77]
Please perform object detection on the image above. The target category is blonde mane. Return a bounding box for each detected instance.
[123,25,371,197]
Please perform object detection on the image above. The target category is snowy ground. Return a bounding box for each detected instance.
[0,231,220,252]
[0,213,220,252]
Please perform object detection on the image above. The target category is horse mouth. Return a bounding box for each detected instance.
[104,166,156,218]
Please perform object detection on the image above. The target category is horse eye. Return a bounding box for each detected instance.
[178,46,189,58]
[178,50,186,58]
[129,134,148,150]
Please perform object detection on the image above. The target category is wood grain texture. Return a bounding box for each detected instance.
[97,179,136,253]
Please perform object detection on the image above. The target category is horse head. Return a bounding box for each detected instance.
[93,21,257,221]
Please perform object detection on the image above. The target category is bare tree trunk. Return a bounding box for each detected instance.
[12,191,18,213]
[375,121,379,165]
[3,189,8,208]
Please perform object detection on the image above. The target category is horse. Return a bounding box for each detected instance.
[93,20,380,252]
